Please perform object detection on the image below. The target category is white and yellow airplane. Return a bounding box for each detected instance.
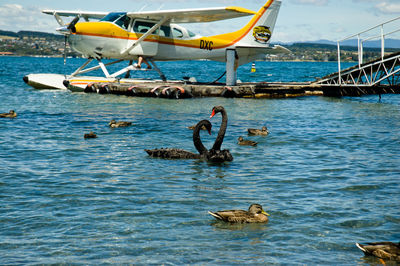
[24,0,287,90]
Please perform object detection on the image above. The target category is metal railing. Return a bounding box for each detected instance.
[336,16,400,85]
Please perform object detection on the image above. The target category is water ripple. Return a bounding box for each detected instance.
[0,58,399,264]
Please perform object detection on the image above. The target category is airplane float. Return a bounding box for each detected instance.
[24,0,287,90]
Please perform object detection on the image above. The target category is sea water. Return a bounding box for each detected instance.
[0,57,399,264]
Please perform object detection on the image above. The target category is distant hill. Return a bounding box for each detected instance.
[0,30,63,41]
[0,30,18,38]
[274,42,395,52]
[302,38,400,48]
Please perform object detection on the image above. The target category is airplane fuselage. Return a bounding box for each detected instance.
[70,20,236,62]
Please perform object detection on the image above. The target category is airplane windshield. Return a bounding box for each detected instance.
[101,12,127,23]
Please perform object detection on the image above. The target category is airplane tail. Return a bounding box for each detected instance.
[236,0,282,47]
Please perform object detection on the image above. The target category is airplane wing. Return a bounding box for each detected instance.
[127,6,256,23]
[42,10,108,20]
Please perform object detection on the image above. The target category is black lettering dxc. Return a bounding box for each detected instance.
[200,40,213,51]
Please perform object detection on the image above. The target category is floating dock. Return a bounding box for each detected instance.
[63,79,400,99]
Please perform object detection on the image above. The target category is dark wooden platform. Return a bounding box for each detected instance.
[76,80,400,98]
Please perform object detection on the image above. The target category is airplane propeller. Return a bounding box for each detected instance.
[67,15,80,33]
[54,15,80,64]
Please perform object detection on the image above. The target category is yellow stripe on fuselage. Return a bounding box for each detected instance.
[73,0,274,50]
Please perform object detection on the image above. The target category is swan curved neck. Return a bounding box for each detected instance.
[212,109,227,151]
[193,120,210,155]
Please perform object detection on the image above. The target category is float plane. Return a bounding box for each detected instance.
[24,0,287,90]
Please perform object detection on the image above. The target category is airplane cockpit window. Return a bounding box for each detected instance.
[159,26,171,38]
[187,30,196,38]
[100,12,127,23]
[133,21,156,35]
[172,28,183,38]
[115,15,130,29]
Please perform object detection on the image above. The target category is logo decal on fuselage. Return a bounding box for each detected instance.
[253,26,271,44]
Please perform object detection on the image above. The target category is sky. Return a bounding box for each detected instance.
[1,0,400,43]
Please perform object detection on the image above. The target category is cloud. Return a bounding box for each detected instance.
[0,4,24,16]
[290,0,329,6]
[0,3,55,33]
[376,2,400,14]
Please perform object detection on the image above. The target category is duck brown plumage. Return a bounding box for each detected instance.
[0,110,17,118]
[237,136,258,146]
[84,131,97,139]
[208,204,270,223]
[188,124,207,130]
[356,242,400,261]
[248,126,269,136]
[109,119,132,128]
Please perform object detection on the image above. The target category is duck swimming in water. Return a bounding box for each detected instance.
[208,204,270,223]
[109,119,132,128]
[188,124,207,130]
[0,110,17,118]
[84,131,97,139]
[356,242,400,262]
[237,136,258,146]
[248,126,269,136]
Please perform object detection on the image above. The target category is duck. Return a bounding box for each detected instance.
[248,126,269,136]
[208,204,270,223]
[84,131,97,139]
[356,242,400,262]
[0,110,17,118]
[109,119,132,128]
[237,136,258,146]
[188,124,207,130]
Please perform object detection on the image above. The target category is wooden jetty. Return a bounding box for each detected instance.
[66,80,400,99]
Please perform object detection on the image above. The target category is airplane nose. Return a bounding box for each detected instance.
[56,26,70,35]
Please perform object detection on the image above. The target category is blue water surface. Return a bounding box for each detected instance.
[0,57,399,265]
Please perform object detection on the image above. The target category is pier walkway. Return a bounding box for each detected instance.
[315,16,400,96]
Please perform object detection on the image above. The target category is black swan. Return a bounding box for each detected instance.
[109,119,132,128]
[209,106,233,162]
[248,126,269,136]
[237,136,258,146]
[208,204,270,223]
[145,119,212,159]
[0,110,17,118]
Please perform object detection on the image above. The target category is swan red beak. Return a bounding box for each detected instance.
[210,109,216,118]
